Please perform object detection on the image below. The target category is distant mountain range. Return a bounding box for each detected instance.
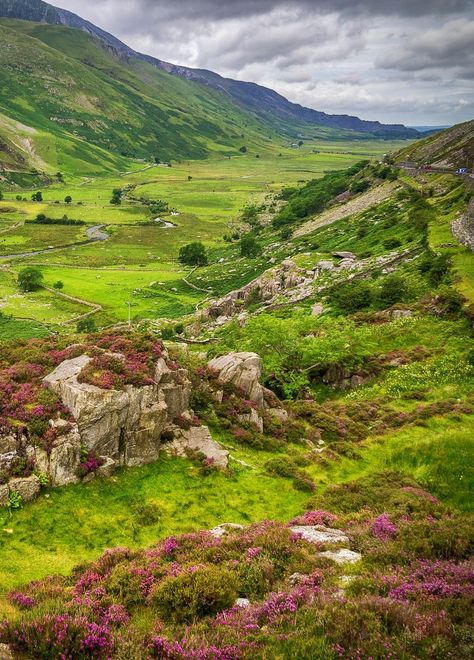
[0,0,418,140]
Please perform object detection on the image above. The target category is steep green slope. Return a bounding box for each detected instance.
[396,119,474,168]
[0,19,279,175]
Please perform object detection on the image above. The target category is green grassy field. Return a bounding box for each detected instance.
[0,141,407,330]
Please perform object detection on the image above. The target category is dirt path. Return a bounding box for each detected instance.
[294,181,398,237]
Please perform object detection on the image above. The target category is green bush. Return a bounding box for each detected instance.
[150,565,239,622]
[76,317,97,333]
[17,267,43,292]
[332,281,373,313]
[379,274,407,306]
[240,234,262,257]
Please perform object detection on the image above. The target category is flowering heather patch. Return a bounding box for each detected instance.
[1,503,473,659]
[77,449,105,477]
[0,332,166,446]
[289,510,338,527]
[372,513,398,541]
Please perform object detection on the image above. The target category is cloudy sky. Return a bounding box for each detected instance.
[55,0,474,125]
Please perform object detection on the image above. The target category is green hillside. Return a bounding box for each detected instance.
[0,19,282,175]
[396,119,474,168]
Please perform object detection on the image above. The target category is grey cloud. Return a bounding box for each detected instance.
[377,19,474,79]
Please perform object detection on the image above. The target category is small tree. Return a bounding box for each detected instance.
[53,281,64,290]
[77,317,97,333]
[178,242,208,267]
[31,192,43,202]
[18,267,43,292]
[110,188,122,205]
[239,146,247,153]
[64,195,72,204]
[240,234,262,258]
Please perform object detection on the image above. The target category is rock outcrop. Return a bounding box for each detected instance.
[208,352,265,406]
[208,351,287,431]
[43,354,190,468]
[0,347,232,503]
[164,425,229,468]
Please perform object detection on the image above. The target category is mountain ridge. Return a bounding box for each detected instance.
[0,0,418,139]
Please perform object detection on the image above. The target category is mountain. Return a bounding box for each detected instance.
[0,0,418,140]
[0,17,284,176]
[396,119,474,168]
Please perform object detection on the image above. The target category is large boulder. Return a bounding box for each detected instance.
[8,475,40,503]
[0,484,9,508]
[165,425,229,468]
[43,353,191,468]
[208,352,264,407]
[35,420,82,487]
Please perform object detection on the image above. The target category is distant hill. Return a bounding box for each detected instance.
[396,120,474,169]
[0,0,418,140]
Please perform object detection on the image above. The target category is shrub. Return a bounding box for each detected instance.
[240,234,262,257]
[150,565,239,622]
[379,274,407,306]
[76,317,97,333]
[332,281,373,312]
[383,237,402,250]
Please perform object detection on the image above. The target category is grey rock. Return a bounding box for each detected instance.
[43,353,190,469]
[391,309,413,319]
[209,523,245,538]
[319,549,362,564]
[237,408,263,433]
[317,260,335,271]
[0,484,9,508]
[35,421,82,487]
[166,425,229,468]
[209,352,264,407]
[332,251,356,259]
[235,598,251,608]
[0,644,13,660]
[311,303,324,316]
[8,475,41,502]
[290,525,349,544]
